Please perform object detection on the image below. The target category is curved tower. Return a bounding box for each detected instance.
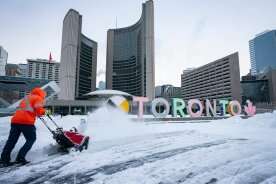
[106,0,155,100]
[59,9,97,100]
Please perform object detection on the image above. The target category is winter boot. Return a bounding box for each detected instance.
[15,158,30,165]
[0,159,14,167]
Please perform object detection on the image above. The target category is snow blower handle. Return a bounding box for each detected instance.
[46,114,60,128]
[39,117,55,134]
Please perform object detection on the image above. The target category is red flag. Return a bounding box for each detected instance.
[49,52,52,62]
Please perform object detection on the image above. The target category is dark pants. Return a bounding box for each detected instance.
[1,124,36,162]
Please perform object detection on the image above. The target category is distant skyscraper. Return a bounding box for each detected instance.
[0,46,8,76]
[6,63,27,77]
[106,0,155,100]
[59,9,98,100]
[5,64,20,77]
[98,81,106,90]
[18,64,28,78]
[27,59,60,83]
[155,85,182,100]
[249,30,276,75]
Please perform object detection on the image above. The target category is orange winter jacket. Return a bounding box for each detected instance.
[11,88,46,125]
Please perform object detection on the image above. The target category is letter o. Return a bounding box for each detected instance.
[229,100,241,116]
[151,98,170,118]
[188,99,203,117]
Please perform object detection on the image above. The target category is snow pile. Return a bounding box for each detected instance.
[188,111,276,141]
[1,108,276,183]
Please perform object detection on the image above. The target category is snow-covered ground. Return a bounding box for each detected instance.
[0,107,276,184]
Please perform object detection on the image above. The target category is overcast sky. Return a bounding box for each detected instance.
[1,0,276,86]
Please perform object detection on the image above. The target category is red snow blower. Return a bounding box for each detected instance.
[39,115,89,152]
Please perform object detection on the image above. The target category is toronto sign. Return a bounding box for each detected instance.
[132,97,256,118]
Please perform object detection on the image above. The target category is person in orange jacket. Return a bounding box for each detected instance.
[0,87,46,166]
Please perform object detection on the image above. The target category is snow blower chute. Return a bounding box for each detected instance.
[39,115,89,152]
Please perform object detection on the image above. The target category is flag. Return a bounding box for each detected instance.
[49,52,52,62]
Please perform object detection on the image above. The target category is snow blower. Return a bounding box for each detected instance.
[39,115,89,152]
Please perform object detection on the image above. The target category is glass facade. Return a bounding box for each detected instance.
[75,35,97,98]
[241,79,269,104]
[78,39,93,96]
[113,56,142,96]
[111,17,144,97]
[250,30,276,75]
[106,0,155,99]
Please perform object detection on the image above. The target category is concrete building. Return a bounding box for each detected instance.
[266,69,276,104]
[182,68,196,75]
[0,46,8,76]
[106,0,155,100]
[18,64,28,78]
[249,30,276,75]
[155,85,182,100]
[6,64,20,77]
[6,63,28,78]
[27,59,59,83]
[181,52,241,102]
[59,9,98,100]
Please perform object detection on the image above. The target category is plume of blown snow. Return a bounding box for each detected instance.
[86,105,151,141]
[42,105,154,142]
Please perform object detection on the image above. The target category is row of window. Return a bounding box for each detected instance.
[182,74,231,89]
[183,87,231,98]
[182,66,230,84]
[184,60,229,74]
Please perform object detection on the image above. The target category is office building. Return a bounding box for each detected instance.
[181,52,241,102]
[0,46,8,76]
[106,0,155,100]
[249,30,276,75]
[241,69,276,107]
[18,64,28,78]
[6,64,20,77]
[59,9,98,100]
[182,68,196,75]
[27,59,59,83]
[6,63,28,78]
[241,74,269,104]
[266,69,276,104]
[155,85,182,100]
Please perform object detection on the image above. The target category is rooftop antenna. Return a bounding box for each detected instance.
[115,16,118,29]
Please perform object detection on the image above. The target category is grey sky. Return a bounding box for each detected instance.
[1,0,276,86]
